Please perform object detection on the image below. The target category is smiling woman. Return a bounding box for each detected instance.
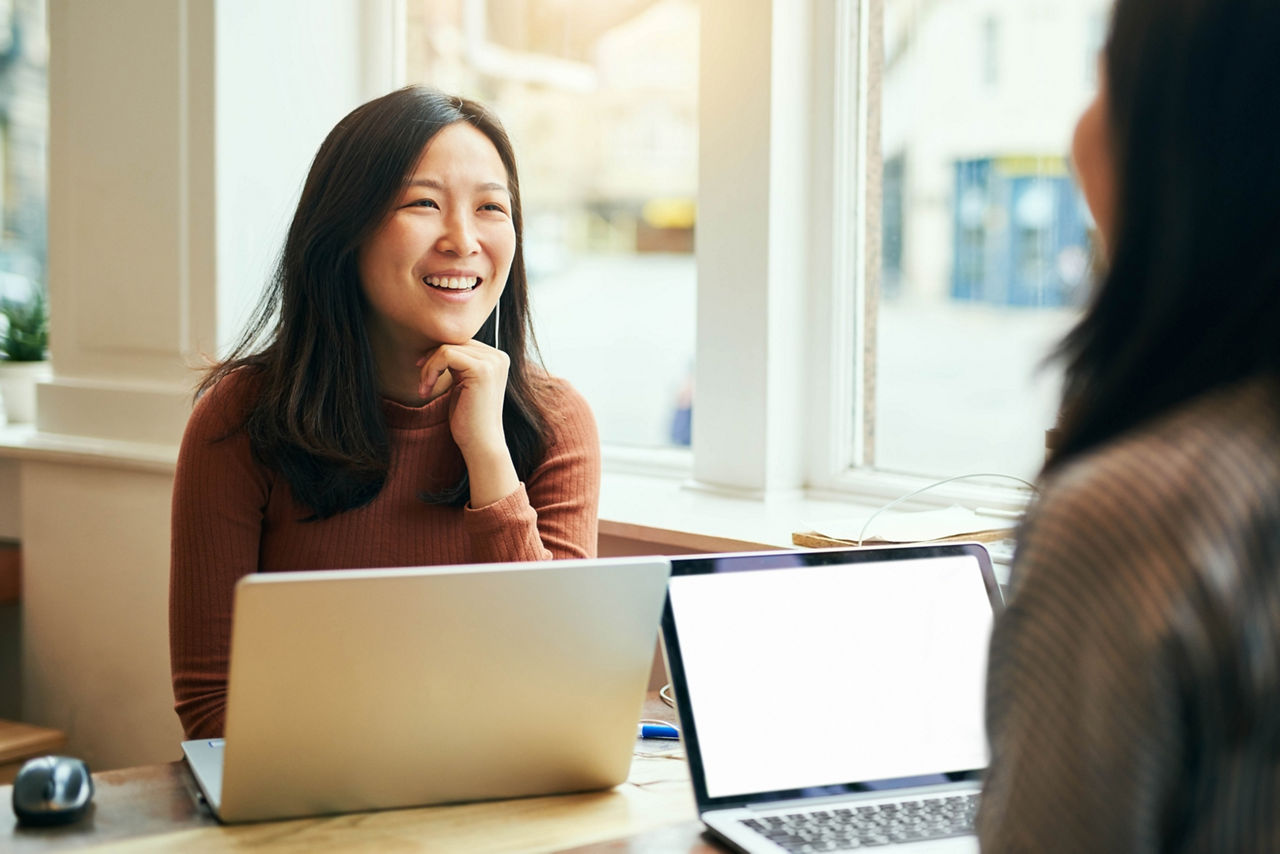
[357,121,524,506]
[167,87,602,741]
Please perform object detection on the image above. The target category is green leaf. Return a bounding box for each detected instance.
[0,291,50,362]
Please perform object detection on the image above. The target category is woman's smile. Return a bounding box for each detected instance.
[423,274,482,291]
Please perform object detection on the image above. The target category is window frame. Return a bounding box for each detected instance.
[687,0,1033,512]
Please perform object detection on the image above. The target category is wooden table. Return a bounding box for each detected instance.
[0,721,67,785]
[0,696,723,853]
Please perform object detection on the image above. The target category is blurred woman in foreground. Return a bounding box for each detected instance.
[979,0,1280,850]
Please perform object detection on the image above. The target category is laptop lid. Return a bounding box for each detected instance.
[194,556,670,823]
[661,544,1002,814]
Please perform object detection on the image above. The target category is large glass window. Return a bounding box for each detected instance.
[873,0,1106,482]
[403,0,698,449]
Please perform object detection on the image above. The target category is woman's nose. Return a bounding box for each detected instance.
[437,212,480,256]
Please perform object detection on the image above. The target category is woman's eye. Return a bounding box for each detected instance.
[480,203,507,213]
[407,199,438,209]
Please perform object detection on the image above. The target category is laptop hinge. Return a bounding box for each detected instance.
[740,780,978,814]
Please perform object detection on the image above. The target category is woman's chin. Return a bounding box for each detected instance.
[419,326,483,349]
[438,332,482,347]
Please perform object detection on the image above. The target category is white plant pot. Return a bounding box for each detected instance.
[0,360,52,424]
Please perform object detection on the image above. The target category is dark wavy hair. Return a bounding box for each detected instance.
[1048,0,1280,471]
[199,87,549,517]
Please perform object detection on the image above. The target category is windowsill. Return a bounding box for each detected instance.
[0,424,178,473]
[599,469,1016,580]
[600,470,878,552]
[0,426,1014,576]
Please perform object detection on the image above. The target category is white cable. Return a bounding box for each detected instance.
[639,718,679,732]
[855,472,1039,546]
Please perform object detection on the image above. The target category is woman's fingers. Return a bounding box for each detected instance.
[418,340,511,458]
[417,341,508,399]
[415,341,518,505]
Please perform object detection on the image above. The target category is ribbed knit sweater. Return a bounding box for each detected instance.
[169,368,601,739]
[978,377,1280,852]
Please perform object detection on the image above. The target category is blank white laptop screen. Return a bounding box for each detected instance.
[667,552,994,799]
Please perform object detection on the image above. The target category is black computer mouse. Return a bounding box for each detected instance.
[11,755,94,826]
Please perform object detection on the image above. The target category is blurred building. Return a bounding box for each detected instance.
[882,0,1108,307]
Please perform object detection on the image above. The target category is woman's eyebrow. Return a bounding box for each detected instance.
[407,178,508,194]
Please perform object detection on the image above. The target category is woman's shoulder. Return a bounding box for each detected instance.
[1045,377,1280,517]
[184,365,267,442]
[1016,378,1280,601]
[532,373,598,443]
[538,373,590,410]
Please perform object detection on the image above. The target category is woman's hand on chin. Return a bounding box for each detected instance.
[416,340,519,507]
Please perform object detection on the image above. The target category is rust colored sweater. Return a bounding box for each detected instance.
[169,369,601,739]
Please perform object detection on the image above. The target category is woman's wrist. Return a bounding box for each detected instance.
[463,444,520,508]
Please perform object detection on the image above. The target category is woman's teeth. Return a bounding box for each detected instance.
[423,276,480,291]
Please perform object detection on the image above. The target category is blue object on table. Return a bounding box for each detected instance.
[639,723,680,740]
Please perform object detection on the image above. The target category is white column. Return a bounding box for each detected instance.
[41,0,214,443]
[41,0,385,445]
[692,0,813,496]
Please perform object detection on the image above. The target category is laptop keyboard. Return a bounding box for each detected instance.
[740,793,979,851]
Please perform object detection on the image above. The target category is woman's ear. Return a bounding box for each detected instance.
[1071,59,1116,255]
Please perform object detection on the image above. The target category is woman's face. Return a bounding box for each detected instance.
[358,122,516,356]
[1072,59,1116,254]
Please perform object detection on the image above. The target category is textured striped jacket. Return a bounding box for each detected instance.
[978,377,1280,852]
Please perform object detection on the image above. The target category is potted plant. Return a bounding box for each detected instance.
[0,290,51,424]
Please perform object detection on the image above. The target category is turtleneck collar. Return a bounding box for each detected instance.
[380,391,452,429]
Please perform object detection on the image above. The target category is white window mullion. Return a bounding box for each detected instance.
[806,0,868,492]
[690,0,775,495]
[691,0,813,498]
[363,0,406,97]
[856,0,883,473]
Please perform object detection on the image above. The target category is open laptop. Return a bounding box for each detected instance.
[181,556,671,823]
[661,543,1002,853]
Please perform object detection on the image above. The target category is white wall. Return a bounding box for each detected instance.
[214,0,373,355]
[20,463,178,768]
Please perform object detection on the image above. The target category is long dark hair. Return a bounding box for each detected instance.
[1048,0,1280,471]
[200,87,549,517]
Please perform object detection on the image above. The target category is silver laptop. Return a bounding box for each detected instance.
[661,544,1002,853]
[181,556,671,823]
